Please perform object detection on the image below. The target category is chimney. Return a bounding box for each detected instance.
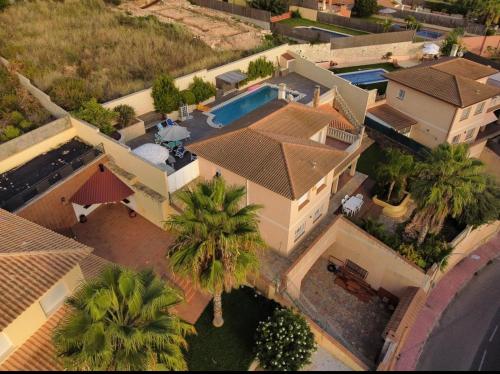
[99,163,105,172]
[278,83,287,100]
[450,44,459,57]
[313,85,321,108]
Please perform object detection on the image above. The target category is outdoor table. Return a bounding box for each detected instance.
[342,196,363,216]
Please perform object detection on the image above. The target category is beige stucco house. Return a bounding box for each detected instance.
[188,100,365,256]
[0,209,108,370]
[367,58,500,151]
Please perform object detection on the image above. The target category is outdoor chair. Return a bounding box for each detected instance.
[154,134,165,145]
[356,193,363,200]
[190,153,197,161]
[175,146,186,159]
[166,118,176,127]
[156,123,164,132]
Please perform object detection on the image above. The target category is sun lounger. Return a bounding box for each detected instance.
[166,118,176,127]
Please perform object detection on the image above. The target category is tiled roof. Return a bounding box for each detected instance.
[368,104,417,132]
[385,58,500,108]
[70,165,134,205]
[0,308,66,371]
[0,209,92,330]
[188,102,348,200]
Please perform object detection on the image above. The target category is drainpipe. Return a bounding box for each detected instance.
[313,85,321,108]
[450,44,459,57]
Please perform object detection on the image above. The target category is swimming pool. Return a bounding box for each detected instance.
[207,85,304,127]
[296,26,351,39]
[337,68,388,85]
[416,29,442,40]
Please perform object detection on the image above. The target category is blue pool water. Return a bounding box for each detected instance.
[210,86,278,126]
[416,29,442,39]
[337,69,388,85]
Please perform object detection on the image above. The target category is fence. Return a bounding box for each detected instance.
[189,0,271,22]
[364,116,430,157]
[330,30,416,49]
[391,8,486,35]
[271,22,332,43]
[289,0,318,9]
[317,12,385,34]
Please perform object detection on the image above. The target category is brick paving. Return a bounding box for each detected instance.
[394,233,500,371]
[302,258,393,366]
[72,204,210,324]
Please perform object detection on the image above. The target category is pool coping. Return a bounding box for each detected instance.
[336,68,389,86]
[204,83,306,128]
[295,25,352,38]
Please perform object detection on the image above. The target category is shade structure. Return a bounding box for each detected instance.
[71,164,134,205]
[379,8,397,14]
[215,70,247,85]
[133,143,170,165]
[422,43,440,55]
[158,125,191,141]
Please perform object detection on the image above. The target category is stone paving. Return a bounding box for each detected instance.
[301,257,394,366]
[302,346,352,371]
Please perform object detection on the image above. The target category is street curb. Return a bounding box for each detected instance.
[394,233,500,371]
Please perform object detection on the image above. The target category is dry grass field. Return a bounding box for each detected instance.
[0,0,240,107]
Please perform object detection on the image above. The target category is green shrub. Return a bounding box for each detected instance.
[0,94,19,111]
[246,57,275,82]
[104,0,122,5]
[441,27,466,56]
[9,111,25,126]
[18,120,33,131]
[352,0,378,17]
[48,77,93,111]
[0,0,9,11]
[113,104,136,128]
[188,77,216,104]
[248,0,288,16]
[291,9,301,18]
[152,74,181,115]
[74,98,117,135]
[255,308,316,371]
[2,125,21,140]
[180,89,196,105]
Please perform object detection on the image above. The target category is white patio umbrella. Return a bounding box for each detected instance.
[158,125,191,141]
[378,8,397,15]
[422,43,440,55]
[133,143,170,166]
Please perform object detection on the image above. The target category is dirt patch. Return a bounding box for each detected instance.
[122,0,268,51]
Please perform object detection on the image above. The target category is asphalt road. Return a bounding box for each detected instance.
[417,258,500,371]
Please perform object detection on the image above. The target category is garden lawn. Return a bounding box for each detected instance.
[357,142,386,180]
[279,17,368,36]
[185,286,279,371]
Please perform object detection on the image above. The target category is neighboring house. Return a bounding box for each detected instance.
[0,209,108,370]
[188,100,366,255]
[367,58,500,153]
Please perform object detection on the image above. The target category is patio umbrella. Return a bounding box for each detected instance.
[158,125,191,141]
[132,143,170,166]
[378,8,397,15]
[422,43,440,55]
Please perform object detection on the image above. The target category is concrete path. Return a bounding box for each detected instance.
[417,257,500,370]
[394,233,500,370]
[303,347,352,371]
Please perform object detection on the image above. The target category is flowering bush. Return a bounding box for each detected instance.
[254,308,316,371]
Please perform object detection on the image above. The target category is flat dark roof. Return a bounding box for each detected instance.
[0,138,101,212]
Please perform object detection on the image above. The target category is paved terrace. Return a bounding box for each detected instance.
[127,73,330,150]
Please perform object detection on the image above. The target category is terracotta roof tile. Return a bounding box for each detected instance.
[188,102,348,199]
[368,104,417,132]
[0,308,66,371]
[385,58,500,108]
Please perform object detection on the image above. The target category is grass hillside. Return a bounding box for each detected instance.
[0,0,239,109]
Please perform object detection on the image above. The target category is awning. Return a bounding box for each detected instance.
[71,164,134,205]
[216,70,247,85]
[368,104,418,133]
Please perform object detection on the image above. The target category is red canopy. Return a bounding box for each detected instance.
[71,164,134,206]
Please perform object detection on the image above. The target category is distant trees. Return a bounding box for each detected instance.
[352,0,378,18]
[404,16,422,31]
[248,0,288,16]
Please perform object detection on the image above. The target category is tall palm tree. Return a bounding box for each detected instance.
[376,148,414,202]
[406,143,486,244]
[378,18,394,33]
[53,266,194,371]
[165,177,264,327]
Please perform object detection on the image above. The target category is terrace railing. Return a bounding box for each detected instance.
[327,127,358,144]
[0,147,101,212]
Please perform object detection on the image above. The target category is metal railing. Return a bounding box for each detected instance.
[327,127,358,144]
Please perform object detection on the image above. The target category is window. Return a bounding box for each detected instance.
[460,107,471,121]
[0,333,13,361]
[464,128,475,140]
[451,134,461,144]
[397,89,405,100]
[297,192,309,210]
[474,102,485,115]
[294,222,306,242]
[315,177,326,193]
[312,207,323,223]
[40,282,69,316]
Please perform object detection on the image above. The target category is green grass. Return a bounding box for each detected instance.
[279,17,369,36]
[185,286,279,371]
[357,143,386,180]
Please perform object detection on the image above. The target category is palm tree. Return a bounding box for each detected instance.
[165,177,264,327]
[53,267,194,371]
[376,148,414,202]
[406,143,486,244]
[378,18,394,33]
